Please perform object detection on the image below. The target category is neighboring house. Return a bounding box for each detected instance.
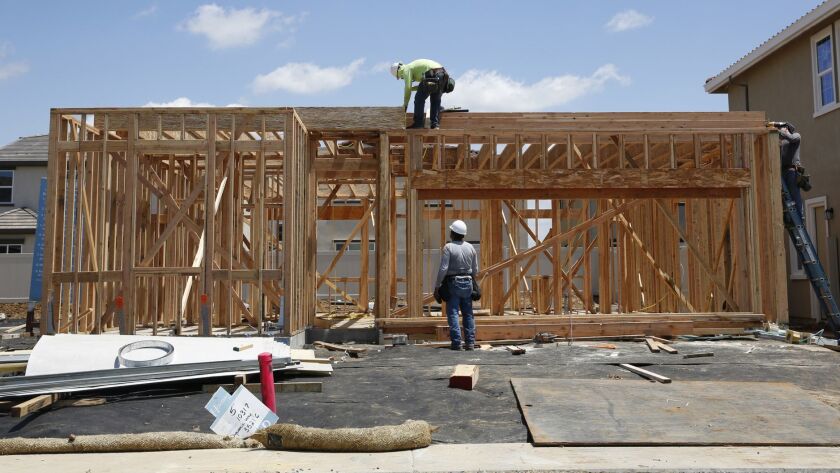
[0,135,48,302]
[705,0,840,326]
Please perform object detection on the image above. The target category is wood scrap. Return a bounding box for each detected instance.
[648,335,673,345]
[644,338,660,353]
[505,345,526,355]
[683,352,714,359]
[12,394,62,418]
[449,364,479,390]
[479,344,492,350]
[233,343,253,352]
[313,341,367,354]
[593,343,617,349]
[656,342,678,354]
[618,364,671,384]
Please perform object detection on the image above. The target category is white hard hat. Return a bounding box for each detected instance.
[449,220,467,236]
[390,62,402,79]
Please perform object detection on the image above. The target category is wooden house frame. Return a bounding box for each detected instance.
[40,108,787,340]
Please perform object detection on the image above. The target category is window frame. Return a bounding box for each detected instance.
[333,239,375,252]
[811,25,840,117]
[0,169,13,205]
[0,238,24,254]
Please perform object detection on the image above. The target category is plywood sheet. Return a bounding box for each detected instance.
[295,107,405,131]
[26,334,291,376]
[511,378,840,446]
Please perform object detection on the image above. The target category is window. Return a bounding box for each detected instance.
[333,239,375,252]
[812,26,839,115]
[0,239,23,254]
[330,199,362,206]
[0,170,12,204]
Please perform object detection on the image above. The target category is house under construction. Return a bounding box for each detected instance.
[39,107,787,343]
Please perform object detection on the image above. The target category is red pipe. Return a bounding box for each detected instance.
[258,352,276,413]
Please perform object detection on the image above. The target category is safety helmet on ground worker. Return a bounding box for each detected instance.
[450,220,467,236]
[390,62,402,79]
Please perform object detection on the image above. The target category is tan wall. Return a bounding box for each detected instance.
[725,12,840,324]
[0,252,34,302]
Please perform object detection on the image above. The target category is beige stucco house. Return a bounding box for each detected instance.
[0,135,48,302]
[706,0,840,327]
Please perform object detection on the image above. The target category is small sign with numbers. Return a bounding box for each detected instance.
[205,385,278,438]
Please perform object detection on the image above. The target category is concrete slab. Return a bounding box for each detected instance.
[2,444,839,472]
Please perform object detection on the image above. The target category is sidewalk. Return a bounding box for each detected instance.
[2,443,839,472]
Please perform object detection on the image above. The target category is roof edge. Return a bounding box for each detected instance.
[705,0,840,94]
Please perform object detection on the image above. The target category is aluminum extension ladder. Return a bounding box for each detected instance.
[782,179,840,331]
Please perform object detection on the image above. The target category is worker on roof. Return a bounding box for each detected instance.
[433,220,480,351]
[391,59,451,129]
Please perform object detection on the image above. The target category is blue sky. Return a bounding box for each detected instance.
[0,0,824,145]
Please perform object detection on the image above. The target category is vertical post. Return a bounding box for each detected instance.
[375,134,391,318]
[406,134,422,317]
[552,200,563,314]
[41,113,60,334]
[201,113,216,336]
[598,200,612,314]
[359,198,370,312]
[121,113,138,334]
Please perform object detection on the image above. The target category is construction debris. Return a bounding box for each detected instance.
[618,364,672,384]
[449,364,479,390]
[252,420,433,452]
[313,341,367,356]
[505,345,526,355]
[683,352,714,359]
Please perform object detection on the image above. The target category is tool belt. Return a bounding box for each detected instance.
[438,274,481,302]
[420,68,455,94]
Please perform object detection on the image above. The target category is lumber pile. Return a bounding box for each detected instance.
[377,313,762,342]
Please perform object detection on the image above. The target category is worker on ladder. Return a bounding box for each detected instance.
[433,220,480,351]
[771,121,805,217]
[391,59,453,129]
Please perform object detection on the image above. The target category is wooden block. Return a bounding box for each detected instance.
[648,335,673,345]
[12,394,60,417]
[618,364,671,384]
[234,374,248,387]
[233,343,253,352]
[505,345,526,355]
[479,344,492,350]
[449,364,479,390]
[656,342,678,354]
[644,338,660,353]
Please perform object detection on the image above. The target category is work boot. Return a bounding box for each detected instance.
[450,344,462,351]
[464,343,475,351]
[431,125,440,130]
[407,124,424,129]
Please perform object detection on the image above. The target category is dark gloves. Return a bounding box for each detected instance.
[471,280,482,301]
[433,287,442,304]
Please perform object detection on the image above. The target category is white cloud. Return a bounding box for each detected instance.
[605,9,653,32]
[447,65,630,112]
[253,58,366,94]
[143,97,243,107]
[180,4,303,49]
[134,4,158,18]
[0,62,28,80]
[0,42,27,81]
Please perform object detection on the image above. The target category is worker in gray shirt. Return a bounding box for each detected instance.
[434,220,479,351]
[774,122,804,218]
